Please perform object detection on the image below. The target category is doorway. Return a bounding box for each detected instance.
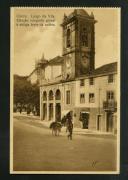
[97,115,101,131]
[80,112,89,129]
[106,112,113,132]
[43,103,47,120]
[55,103,61,122]
[49,103,53,120]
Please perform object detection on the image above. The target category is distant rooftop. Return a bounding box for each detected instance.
[48,56,64,65]
[91,62,117,76]
[75,62,117,81]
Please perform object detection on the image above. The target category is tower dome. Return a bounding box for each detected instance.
[74,9,90,17]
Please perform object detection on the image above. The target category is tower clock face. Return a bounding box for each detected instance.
[65,54,72,79]
[66,54,72,69]
[66,58,71,68]
[81,52,89,68]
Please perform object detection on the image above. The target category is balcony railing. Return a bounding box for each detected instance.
[103,100,117,111]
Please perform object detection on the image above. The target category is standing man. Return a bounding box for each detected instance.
[66,112,73,140]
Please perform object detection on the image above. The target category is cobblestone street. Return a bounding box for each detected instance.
[13,115,117,172]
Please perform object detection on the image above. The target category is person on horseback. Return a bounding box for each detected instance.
[66,113,73,140]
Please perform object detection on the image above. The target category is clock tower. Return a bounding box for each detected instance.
[61,9,97,80]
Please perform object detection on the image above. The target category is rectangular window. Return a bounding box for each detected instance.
[107,91,114,100]
[108,74,114,83]
[66,90,70,104]
[80,79,85,86]
[89,93,95,103]
[80,93,85,103]
[89,77,94,85]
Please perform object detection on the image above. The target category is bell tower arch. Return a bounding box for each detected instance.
[61,9,97,80]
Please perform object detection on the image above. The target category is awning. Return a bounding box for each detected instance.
[62,110,71,117]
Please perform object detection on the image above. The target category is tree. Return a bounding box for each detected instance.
[13,75,40,115]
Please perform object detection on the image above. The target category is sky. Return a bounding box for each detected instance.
[12,8,120,76]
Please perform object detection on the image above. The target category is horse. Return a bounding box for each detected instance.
[49,122,62,136]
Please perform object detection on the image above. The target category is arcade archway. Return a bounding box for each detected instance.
[55,103,61,122]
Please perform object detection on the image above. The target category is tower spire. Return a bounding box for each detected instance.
[64,13,67,20]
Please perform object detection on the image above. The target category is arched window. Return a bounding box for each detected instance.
[55,89,61,100]
[49,90,54,100]
[67,29,71,47]
[43,91,47,101]
[81,28,88,47]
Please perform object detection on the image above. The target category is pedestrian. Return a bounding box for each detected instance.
[66,113,73,140]
[33,106,36,116]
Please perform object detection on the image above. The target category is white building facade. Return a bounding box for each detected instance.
[38,9,118,134]
[40,63,117,133]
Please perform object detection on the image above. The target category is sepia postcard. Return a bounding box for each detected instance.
[10,7,120,174]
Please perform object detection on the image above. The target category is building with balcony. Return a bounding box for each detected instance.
[37,9,118,134]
